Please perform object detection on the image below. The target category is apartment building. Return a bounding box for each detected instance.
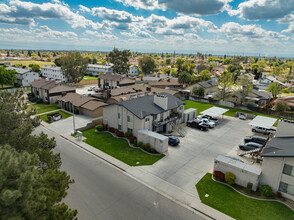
[87,64,113,76]
[6,66,39,87]
[41,65,66,82]
[260,121,294,200]
[103,93,185,137]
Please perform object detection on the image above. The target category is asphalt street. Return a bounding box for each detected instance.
[34,126,206,220]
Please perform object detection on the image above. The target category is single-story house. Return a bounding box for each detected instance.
[258,76,287,90]
[260,121,294,200]
[246,89,271,106]
[103,93,185,137]
[148,78,184,89]
[58,93,106,118]
[30,78,76,104]
[6,66,39,87]
[188,79,218,97]
[98,74,135,89]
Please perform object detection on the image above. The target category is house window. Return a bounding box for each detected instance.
[279,181,294,196]
[127,128,133,133]
[145,118,149,122]
[283,164,294,177]
[118,113,121,119]
[127,115,131,122]
[118,124,122,130]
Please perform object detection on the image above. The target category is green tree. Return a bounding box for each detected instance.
[0,91,77,219]
[222,57,232,65]
[38,51,41,57]
[237,76,252,105]
[218,71,233,101]
[199,70,211,82]
[107,48,131,74]
[271,66,282,77]
[166,58,171,65]
[138,55,156,75]
[192,86,205,97]
[28,50,32,57]
[267,82,282,98]
[54,57,62,67]
[6,51,10,57]
[29,64,41,73]
[0,67,17,88]
[272,101,290,112]
[178,71,191,84]
[60,52,89,83]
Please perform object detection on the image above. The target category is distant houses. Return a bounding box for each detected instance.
[98,74,135,90]
[6,66,39,87]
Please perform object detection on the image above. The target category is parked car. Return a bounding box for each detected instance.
[187,120,209,131]
[167,136,180,146]
[201,115,219,125]
[252,126,276,135]
[196,117,215,128]
[88,87,96,91]
[239,113,247,120]
[244,136,268,146]
[94,88,104,93]
[239,142,263,151]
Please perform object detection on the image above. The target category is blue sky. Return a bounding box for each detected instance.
[1,0,294,57]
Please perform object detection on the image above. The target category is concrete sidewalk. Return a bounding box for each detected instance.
[40,121,233,220]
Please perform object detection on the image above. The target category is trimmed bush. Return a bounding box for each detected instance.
[276,191,283,199]
[247,182,253,193]
[36,98,43,104]
[116,131,124,137]
[103,124,108,130]
[225,172,236,185]
[144,143,151,151]
[124,132,132,139]
[108,127,115,133]
[259,185,273,197]
[129,136,137,144]
[29,96,38,102]
[137,142,144,148]
[95,125,104,132]
[149,148,157,154]
[213,171,225,182]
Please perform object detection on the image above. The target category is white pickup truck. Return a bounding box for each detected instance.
[252,126,276,135]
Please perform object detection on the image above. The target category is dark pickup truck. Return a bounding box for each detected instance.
[244,136,268,146]
[187,120,208,131]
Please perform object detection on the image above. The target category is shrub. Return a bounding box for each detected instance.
[129,136,137,144]
[213,171,225,182]
[225,172,236,185]
[283,88,289,93]
[247,182,253,193]
[27,93,34,98]
[276,191,283,199]
[259,185,273,197]
[36,98,43,104]
[137,142,144,148]
[95,125,104,132]
[116,131,124,137]
[103,124,108,130]
[150,148,157,154]
[108,127,115,133]
[144,143,151,151]
[74,108,79,114]
[124,132,132,139]
[29,96,38,102]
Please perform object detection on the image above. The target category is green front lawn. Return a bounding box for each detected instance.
[82,76,98,81]
[27,103,60,115]
[184,100,280,122]
[83,128,165,166]
[196,173,294,220]
[38,110,72,123]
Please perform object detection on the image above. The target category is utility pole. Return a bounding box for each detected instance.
[72,103,75,134]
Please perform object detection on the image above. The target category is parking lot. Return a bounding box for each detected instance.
[75,83,98,96]
[137,116,252,195]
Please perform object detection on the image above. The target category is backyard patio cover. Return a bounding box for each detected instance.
[248,116,277,129]
[200,106,229,117]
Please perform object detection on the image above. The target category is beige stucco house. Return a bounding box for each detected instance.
[103,93,185,137]
[98,74,135,89]
[260,121,294,200]
[30,78,76,104]
[58,93,106,118]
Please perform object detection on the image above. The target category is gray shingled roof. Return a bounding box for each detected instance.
[198,80,218,88]
[251,89,271,99]
[115,93,185,119]
[261,122,294,157]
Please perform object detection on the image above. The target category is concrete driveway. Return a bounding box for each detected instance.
[134,116,252,195]
[50,113,99,135]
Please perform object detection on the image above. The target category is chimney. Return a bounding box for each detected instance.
[154,94,168,110]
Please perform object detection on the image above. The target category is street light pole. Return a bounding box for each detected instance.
[72,103,75,134]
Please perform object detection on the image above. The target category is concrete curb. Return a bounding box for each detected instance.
[40,121,233,220]
[212,176,294,211]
